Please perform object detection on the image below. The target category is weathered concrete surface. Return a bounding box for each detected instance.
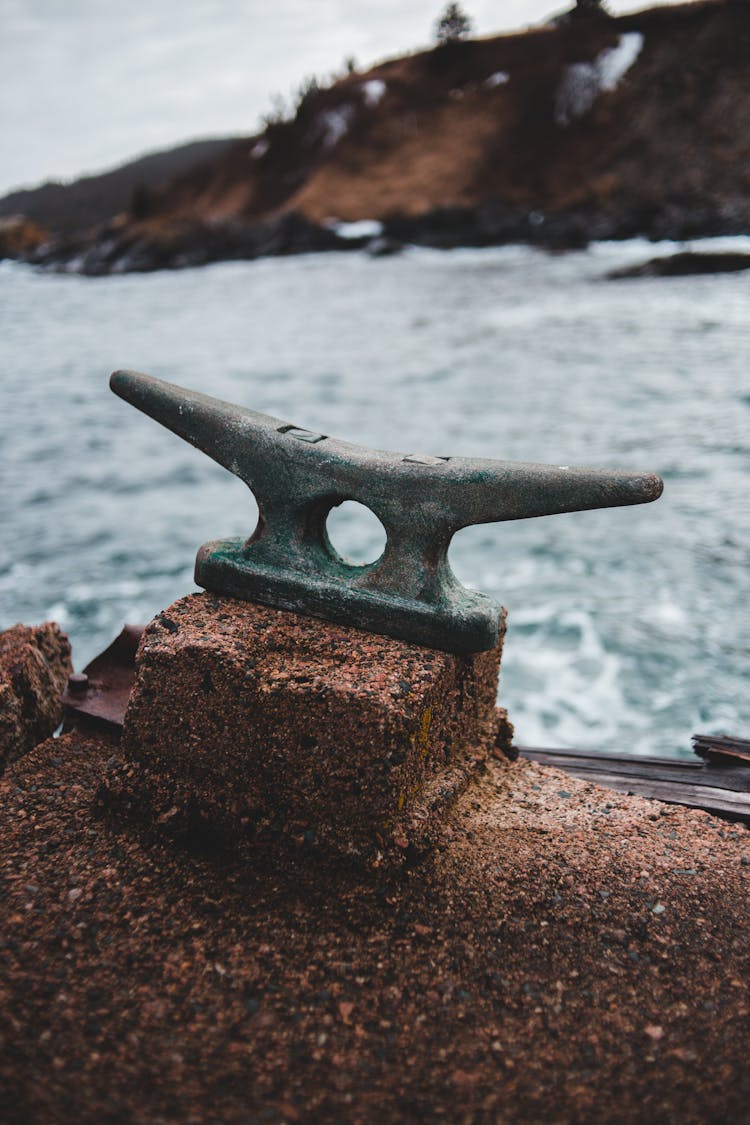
[0,622,72,771]
[0,731,747,1124]
[122,593,510,861]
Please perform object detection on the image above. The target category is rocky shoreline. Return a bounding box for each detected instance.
[3,1,749,276]
[8,197,750,277]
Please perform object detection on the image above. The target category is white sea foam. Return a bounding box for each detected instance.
[45,602,71,628]
[502,606,649,751]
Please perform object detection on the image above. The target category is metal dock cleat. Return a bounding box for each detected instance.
[110,369,663,653]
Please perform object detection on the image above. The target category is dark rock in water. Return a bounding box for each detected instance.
[22,200,750,276]
[376,201,750,257]
[26,212,357,275]
[608,251,750,280]
[367,236,403,257]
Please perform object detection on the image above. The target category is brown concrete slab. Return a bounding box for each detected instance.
[0,731,747,1124]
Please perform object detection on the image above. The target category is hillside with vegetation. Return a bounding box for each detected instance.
[2,0,749,273]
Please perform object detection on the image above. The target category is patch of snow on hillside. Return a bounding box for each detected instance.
[555,63,599,125]
[330,219,384,240]
[318,104,355,148]
[484,71,509,88]
[361,79,386,107]
[555,32,644,127]
[598,32,644,90]
[250,138,269,159]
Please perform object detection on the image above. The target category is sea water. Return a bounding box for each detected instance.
[1,239,748,756]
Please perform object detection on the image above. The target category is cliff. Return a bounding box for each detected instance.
[4,0,750,273]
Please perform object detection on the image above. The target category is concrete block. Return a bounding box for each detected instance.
[0,622,72,771]
[123,593,510,861]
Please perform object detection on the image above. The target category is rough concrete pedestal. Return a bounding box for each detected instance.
[122,593,511,861]
[0,622,72,772]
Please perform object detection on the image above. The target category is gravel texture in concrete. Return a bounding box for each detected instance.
[122,594,511,861]
[0,729,747,1124]
[0,622,72,771]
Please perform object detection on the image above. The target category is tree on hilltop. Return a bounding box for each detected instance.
[434,3,473,45]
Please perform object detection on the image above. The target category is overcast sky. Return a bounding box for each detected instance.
[1,0,682,195]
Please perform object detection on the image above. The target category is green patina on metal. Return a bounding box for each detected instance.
[110,369,663,653]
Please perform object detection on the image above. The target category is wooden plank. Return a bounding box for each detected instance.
[553,773,750,819]
[518,746,750,822]
[522,749,701,780]
[520,745,703,768]
[518,746,750,791]
[692,733,750,765]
